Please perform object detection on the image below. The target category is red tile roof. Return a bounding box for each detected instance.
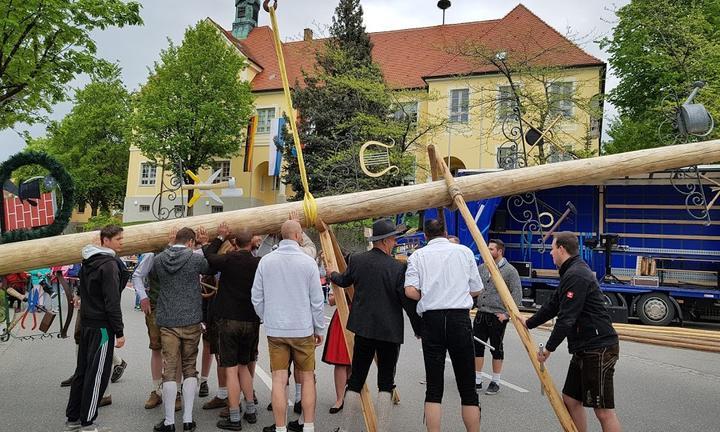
[219,4,604,92]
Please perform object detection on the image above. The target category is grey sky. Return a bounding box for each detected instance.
[0,0,628,160]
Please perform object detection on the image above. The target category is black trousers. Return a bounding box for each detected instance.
[473,311,509,360]
[347,335,400,393]
[66,326,114,426]
[422,309,478,406]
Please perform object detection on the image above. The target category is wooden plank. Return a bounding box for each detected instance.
[605,204,716,210]
[606,218,720,226]
[431,145,578,432]
[493,230,720,242]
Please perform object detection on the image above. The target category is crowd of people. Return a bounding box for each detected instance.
[59,216,621,432]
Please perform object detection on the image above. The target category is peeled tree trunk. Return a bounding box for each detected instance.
[0,140,719,274]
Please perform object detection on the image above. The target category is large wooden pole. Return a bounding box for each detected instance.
[1,140,719,274]
[430,145,578,432]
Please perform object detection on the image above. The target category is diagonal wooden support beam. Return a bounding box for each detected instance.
[429,144,579,432]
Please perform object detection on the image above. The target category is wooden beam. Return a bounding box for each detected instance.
[605,204,717,210]
[430,145,578,432]
[606,218,720,226]
[1,139,720,275]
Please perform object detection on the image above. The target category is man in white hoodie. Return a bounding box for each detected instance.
[252,219,325,432]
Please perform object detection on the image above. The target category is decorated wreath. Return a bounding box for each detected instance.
[0,151,75,244]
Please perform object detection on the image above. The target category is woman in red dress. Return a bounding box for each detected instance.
[321,290,351,414]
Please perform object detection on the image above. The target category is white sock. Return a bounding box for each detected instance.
[217,387,228,399]
[294,383,302,403]
[492,373,501,383]
[153,379,162,393]
[182,377,197,423]
[276,427,287,432]
[298,412,304,425]
[475,371,483,384]
[112,353,122,367]
[199,376,207,385]
[162,381,177,425]
[303,422,314,431]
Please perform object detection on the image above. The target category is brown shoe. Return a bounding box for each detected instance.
[202,396,228,410]
[175,393,182,412]
[99,395,112,407]
[219,406,229,418]
[145,391,162,409]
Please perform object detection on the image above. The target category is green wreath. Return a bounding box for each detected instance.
[0,151,75,244]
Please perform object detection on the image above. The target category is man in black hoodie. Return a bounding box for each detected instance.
[520,232,621,432]
[65,225,129,432]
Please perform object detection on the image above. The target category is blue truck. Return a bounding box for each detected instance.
[420,166,720,326]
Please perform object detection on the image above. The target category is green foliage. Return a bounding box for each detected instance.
[83,212,123,232]
[282,0,417,199]
[0,0,142,129]
[130,20,255,175]
[25,66,131,216]
[601,0,720,153]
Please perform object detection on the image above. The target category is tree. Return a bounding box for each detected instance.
[130,20,255,210]
[25,65,132,216]
[601,0,720,154]
[283,0,440,198]
[0,0,142,129]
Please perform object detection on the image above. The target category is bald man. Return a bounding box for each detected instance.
[251,219,325,432]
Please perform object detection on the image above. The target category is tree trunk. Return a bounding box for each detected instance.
[0,139,718,274]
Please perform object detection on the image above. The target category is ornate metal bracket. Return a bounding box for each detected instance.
[152,160,186,221]
[670,166,713,225]
[506,192,547,255]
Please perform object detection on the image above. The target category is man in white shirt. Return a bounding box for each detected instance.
[251,219,325,432]
[405,219,483,432]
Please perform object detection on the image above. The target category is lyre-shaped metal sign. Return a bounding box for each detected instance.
[359,139,400,178]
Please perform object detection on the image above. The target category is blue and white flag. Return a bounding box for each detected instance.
[268,117,285,177]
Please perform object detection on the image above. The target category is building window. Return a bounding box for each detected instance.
[394,101,418,124]
[548,82,574,118]
[211,161,231,183]
[256,108,276,134]
[497,85,519,121]
[547,145,575,163]
[211,205,224,214]
[139,204,150,213]
[77,199,86,214]
[140,162,157,186]
[449,89,469,123]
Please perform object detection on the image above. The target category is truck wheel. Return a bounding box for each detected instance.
[637,293,675,326]
[602,293,621,307]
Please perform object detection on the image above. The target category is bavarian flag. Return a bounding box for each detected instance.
[243,116,258,172]
[268,117,285,177]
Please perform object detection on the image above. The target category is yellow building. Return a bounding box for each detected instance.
[123,2,604,222]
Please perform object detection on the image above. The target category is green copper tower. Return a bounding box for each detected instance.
[232,0,260,39]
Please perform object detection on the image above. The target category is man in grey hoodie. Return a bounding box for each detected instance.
[151,227,210,432]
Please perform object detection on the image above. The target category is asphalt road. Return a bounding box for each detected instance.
[1,288,719,432]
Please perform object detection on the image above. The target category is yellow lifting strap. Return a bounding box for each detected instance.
[264,0,318,226]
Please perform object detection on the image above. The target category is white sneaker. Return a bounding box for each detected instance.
[64,420,81,431]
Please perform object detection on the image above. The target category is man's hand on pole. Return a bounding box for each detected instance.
[140,298,152,315]
[115,336,126,348]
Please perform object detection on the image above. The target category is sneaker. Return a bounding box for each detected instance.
[475,381,483,390]
[216,418,242,431]
[485,381,500,395]
[64,420,81,431]
[266,402,273,411]
[175,393,182,412]
[202,396,228,410]
[262,426,276,432]
[293,400,302,414]
[153,420,175,432]
[288,420,304,431]
[145,390,163,409]
[183,422,196,432]
[198,381,209,397]
[110,360,127,383]
[243,411,257,424]
[99,395,112,407]
[79,425,111,432]
[61,375,75,387]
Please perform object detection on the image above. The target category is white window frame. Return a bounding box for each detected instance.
[394,101,419,124]
[449,88,469,124]
[211,205,224,214]
[256,107,277,134]
[139,162,157,186]
[548,81,575,119]
[496,84,519,121]
[139,204,151,213]
[211,160,231,183]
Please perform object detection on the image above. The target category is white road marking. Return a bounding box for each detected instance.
[255,365,296,406]
[444,357,529,393]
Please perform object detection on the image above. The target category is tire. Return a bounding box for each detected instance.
[602,292,621,307]
[637,293,676,326]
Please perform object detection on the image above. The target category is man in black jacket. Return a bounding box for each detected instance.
[330,219,422,432]
[65,225,130,432]
[520,232,621,432]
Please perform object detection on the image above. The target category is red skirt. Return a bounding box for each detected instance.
[321,309,351,366]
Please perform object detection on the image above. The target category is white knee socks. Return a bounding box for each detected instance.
[182,377,197,423]
[162,381,177,425]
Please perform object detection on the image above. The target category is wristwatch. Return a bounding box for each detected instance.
[217,235,225,242]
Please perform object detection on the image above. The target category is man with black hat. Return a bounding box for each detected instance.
[330,218,422,432]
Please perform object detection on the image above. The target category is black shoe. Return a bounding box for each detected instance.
[262,425,276,432]
[183,422,196,432]
[329,401,344,414]
[288,420,304,432]
[266,402,273,411]
[243,411,257,424]
[485,381,500,395]
[253,390,258,405]
[153,420,175,432]
[475,381,483,390]
[216,418,242,431]
[293,400,302,414]
[198,381,209,397]
[61,375,75,387]
[110,360,127,383]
